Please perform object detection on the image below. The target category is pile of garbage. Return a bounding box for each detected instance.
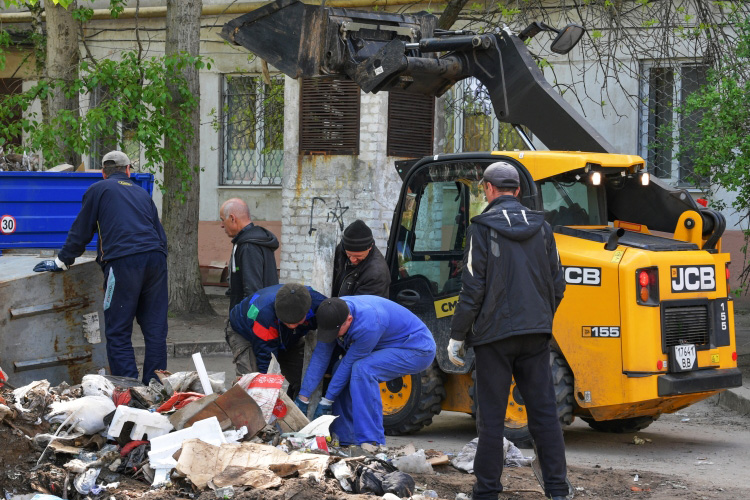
[0,361,532,500]
[0,147,39,171]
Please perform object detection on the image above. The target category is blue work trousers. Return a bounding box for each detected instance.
[331,347,434,445]
[102,251,168,384]
[473,333,568,499]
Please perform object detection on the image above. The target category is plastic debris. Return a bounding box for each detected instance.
[73,468,101,495]
[46,395,115,435]
[330,460,354,491]
[392,449,433,474]
[106,405,173,441]
[81,374,115,398]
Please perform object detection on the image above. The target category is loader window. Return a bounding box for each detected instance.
[540,180,605,226]
[395,179,486,295]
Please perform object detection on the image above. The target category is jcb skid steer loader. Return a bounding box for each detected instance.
[221,0,742,446]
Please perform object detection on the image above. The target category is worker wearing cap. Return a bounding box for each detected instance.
[295,295,436,445]
[32,151,168,384]
[447,161,568,500]
[230,283,327,398]
[332,220,390,298]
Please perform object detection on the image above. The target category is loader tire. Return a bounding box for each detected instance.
[470,351,574,449]
[581,415,657,433]
[382,362,445,435]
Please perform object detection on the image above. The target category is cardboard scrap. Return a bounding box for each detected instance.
[212,466,282,489]
[427,454,450,466]
[175,439,330,489]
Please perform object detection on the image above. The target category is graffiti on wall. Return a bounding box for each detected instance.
[308,197,349,235]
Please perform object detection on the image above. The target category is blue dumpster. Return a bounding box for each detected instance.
[0,171,155,251]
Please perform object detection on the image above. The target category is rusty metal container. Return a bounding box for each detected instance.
[0,254,108,386]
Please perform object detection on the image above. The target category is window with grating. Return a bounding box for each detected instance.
[299,77,360,155]
[387,90,435,158]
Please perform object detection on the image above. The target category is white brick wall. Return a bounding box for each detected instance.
[278,83,404,287]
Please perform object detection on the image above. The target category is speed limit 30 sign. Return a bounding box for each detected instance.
[1,215,17,234]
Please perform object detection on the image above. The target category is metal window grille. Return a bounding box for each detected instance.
[638,62,709,188]
[299,77,360,155]
[387,89,435,157]
[438,77,526,153]
[87,85,140,168]
[222,74,284,185]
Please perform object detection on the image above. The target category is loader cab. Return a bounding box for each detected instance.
[386,155,537,374]
[538,172,608,228]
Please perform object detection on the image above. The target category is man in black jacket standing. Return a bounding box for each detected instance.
[220,198,279,375]
[33,151,168,384]
[332,219,390,298]
[448,162,568,500]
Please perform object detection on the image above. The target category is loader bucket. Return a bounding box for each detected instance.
[220,0,435,79]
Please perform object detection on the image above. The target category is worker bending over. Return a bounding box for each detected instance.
[295,295,436,445]
[230,283,326,398]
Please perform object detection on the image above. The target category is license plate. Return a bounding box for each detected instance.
[671,344,696,372]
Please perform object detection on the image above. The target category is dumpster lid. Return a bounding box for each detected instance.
[0,255,97,284]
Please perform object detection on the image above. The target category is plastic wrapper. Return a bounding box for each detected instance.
[46,395,115,435]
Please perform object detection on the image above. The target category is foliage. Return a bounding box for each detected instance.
[680,15,750,291]
[3,0,74,7]
[0,49,210,195]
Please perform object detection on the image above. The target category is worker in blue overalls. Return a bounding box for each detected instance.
[230,283,327,398]
[295,295,436,445]
[32,151,168,384]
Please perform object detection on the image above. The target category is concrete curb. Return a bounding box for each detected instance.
[133,340,231,359]
[715,386,750,416]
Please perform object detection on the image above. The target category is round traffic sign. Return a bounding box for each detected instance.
[1,215,17,234]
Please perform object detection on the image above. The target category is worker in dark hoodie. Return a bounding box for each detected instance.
[220,198,280,375]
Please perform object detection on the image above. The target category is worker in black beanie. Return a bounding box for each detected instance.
[332,219,390,298]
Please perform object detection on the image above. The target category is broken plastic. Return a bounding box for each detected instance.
[106,405,173,441]
[330,460,353,491]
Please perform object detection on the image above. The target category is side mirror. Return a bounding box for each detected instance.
[550,24,585,54]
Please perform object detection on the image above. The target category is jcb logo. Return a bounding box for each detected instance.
[563,267,601,286]
[434,296,459,318]
[671,265,715,293]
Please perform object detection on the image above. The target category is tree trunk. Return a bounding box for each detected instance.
[163,0,213,314]
[45,1,80,167]
[438,0,470,30]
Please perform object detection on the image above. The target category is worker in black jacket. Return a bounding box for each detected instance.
[448,162,568,500]
[332,220,390,298]
[220,198,279,375]
[33,151,168,384]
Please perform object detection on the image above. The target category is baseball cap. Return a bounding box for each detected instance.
[102,151,131,168]
[275,283,312,324]
[316,298,350,342]
[482,161,520,189]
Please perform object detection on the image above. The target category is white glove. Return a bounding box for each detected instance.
[447,339,466,366]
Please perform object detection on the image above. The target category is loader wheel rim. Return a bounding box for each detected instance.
[381,374,413,415]
[505,380,528,430]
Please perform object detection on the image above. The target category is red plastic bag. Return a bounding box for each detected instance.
[156,391,205,413]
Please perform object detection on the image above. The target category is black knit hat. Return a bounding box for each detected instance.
[275,283,312,324]
[342,220,374,252]
[316,298,351,342]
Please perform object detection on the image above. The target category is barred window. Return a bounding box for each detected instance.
[299,77,360,155]
[438,78,526,154]
[387,90,434,157]
[86,85,140,168]
[639,63,708,187]
[222,74,284,185]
